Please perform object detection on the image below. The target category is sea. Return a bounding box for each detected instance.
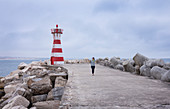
[0,58,170,77]
[0,58,48,77]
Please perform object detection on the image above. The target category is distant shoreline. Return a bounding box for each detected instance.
[0,58,48,60]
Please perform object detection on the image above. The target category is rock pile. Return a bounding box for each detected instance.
[64,59,90,64]
[0,60,68,109]
[96,53,170,82]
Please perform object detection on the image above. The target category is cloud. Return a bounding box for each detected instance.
[0,0,170,58]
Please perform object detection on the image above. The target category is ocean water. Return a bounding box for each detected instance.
[0,59,48,77]
[162,58,170,63]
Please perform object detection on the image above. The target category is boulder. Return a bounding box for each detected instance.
[47,87,64,101]
[104,57,109,61]
[150,66,167,80]
[134,65,140,75]
[22,66,31,73]
[123,61,135,73]
[103,60,111,67]
[0,98,11,108]
[4,73,20,84]
[4,83,22,94]
[43,60,50,65]
[31,94,47,103]
[140,65,151,77]
[49,72,68,87]
[55,77,67,87]
[3,84,31,100]
[23,75,36,83]
[163,63,170,70]
[29,61,41,66]
[33,100,60,109]
[27,76,52,95]
[115,64,124,71]
[161,70,170,82]
[36,71,48,78]
[11,105,28,109]
[145,59,165,68]
[133,53,148,67]
[129,60,135,66]
[2,95,29,109]
[12,87,26,97]
[99,61,104,66]
[1,92,12,100]
[110,57,122,68]
[18,62,28,70]
[27,70,41,76]
[96,58,104,64]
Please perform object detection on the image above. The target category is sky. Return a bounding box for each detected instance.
[0,0,170,59]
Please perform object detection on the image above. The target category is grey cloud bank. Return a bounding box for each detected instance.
[0,0,170,59]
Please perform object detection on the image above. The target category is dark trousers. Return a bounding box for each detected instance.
[91,66,95,74]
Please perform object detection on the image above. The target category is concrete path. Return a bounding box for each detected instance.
[62,64,170,109]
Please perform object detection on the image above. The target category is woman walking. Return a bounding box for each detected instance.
[91,57,95,76]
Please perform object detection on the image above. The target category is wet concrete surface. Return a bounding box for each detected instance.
[62,64,170,109]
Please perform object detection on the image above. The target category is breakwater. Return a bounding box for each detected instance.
[65,53,170,82]
[0,60,68,109]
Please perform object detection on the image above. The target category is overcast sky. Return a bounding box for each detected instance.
[0,0,170,59]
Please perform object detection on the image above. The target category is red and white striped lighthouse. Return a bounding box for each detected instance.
[50,24,64,65]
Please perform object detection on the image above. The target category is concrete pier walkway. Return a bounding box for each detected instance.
[62,64,170,109]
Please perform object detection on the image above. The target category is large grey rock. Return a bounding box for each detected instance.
[43,60,50,65]
[96,58,104,64]
[150,66,167,80]
[110,57,122,68]
[29,61,41,66]
[1,92,12,100]
[33,100,60,109]
[135,65,140,75]
[115,64,124,71]
[26,68,43,76]
[22,66,31,73]
[133,53,148,67]
[12,87,26,96]
[36,70,48,78]
[18,62,28,70]
[49,72,68,87]
[47,87,64,101]
[31,94,47,103]
[163,62,170,70]
[4,73,20,84]
[123,61,135,73]
[145,59,165,68]
[98,61,105,66]
[11,105,28,109]
[27,76,52,95]
[140,65,151,77]
[23,75,36,83]
[103,60,111,67]
[104,57,109,61]
[129,60,135,66]
[2,95,29,109]
[4,83,22,94]
[55,77,67,87]
[161,70,170,82]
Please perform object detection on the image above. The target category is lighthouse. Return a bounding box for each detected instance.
[50,24,64,65]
